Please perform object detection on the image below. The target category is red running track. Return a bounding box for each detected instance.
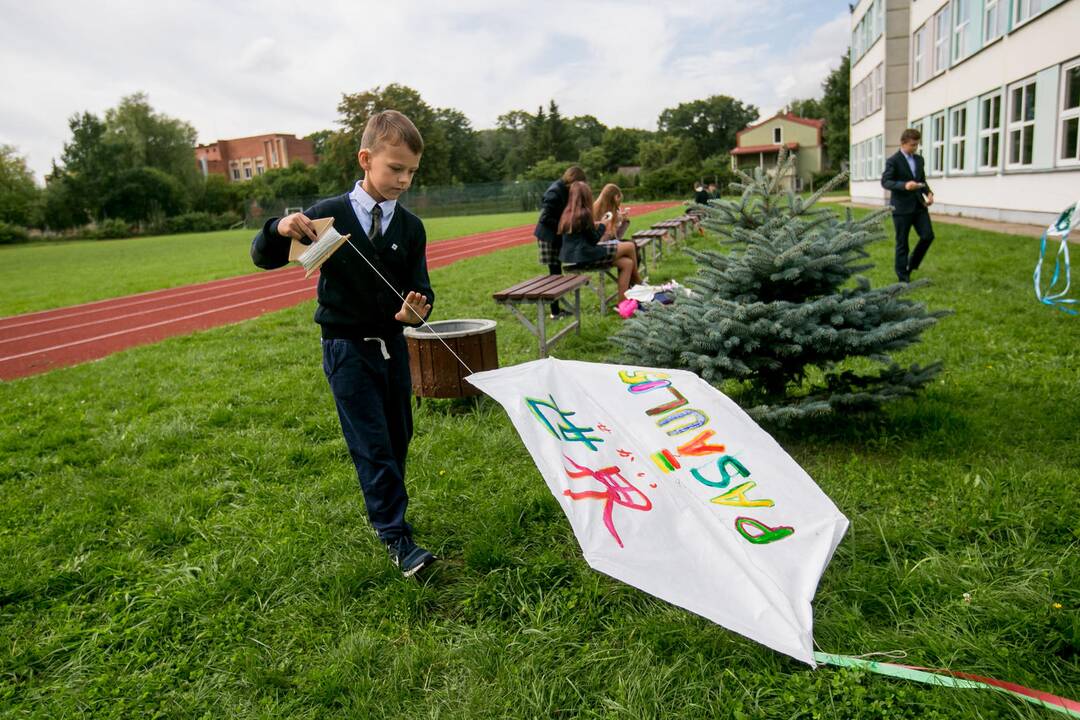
[0,202,679,380]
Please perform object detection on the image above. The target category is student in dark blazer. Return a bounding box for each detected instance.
[881,128,935,283]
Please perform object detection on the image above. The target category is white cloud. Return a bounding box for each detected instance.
[0,0,850,181]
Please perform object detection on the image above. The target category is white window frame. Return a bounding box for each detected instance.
[1007,78,1037,168]
[874,64,884,111]
[913,24,928,86]
[933,5,951,75]
[978,92,1003,171]
[983,0,1001,43]
[1013,0,1044,27]
[952,0,969,62]
[231,168,240,181]
[930,112,947,175]
[1059,60,1080,166]
[949,105,968,172]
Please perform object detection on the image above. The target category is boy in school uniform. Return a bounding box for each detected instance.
[250,110,437,577]
[881,127,935,283]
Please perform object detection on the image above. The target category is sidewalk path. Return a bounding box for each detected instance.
[843,200,1051,239]
[0,202,679,380]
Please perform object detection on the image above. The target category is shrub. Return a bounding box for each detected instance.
[0,220,30,245]
[82,218,132,240]
[811,170,848,192]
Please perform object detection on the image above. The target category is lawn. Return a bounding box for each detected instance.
[0,210,1077,718]
[0,209,547,317]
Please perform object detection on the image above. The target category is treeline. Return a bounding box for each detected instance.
[0,55,848,243]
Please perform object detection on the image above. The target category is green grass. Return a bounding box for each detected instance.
[1,209,1077,718]
[0,210,548,317]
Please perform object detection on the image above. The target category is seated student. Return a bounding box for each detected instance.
[707,182,718,199]
[593,183,630,240]
[559,181,641,304]
[534,166,586,319]
[693,182,710,205]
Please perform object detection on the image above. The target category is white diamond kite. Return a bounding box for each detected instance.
[467,358,848,665]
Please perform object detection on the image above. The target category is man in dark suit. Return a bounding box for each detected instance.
[881,128,935,283]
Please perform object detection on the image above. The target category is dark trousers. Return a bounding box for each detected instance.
[892,209,935,280]
[322,335,413,542]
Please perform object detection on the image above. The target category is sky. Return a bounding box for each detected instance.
[0,0,851,182]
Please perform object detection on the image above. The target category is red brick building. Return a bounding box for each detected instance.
[194,133,316,182]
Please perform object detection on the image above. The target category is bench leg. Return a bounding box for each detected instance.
[537,300,548,358]
[598,270,607,316]
[574,288,582,334]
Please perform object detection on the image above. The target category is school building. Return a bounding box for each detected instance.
[194,133,316,183]
[849,0,1080,225]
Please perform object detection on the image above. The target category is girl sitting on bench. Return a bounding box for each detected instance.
[558,181,641,305]
[593,183,631,240]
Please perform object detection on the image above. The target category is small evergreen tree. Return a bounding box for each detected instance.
[612,153,949,424]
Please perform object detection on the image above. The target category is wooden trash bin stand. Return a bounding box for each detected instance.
[404,319,498,399]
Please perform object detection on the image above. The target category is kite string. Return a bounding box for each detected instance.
[342,238,476,375]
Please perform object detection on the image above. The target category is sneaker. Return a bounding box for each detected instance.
[549,308,574,320]
[385,536,436,577]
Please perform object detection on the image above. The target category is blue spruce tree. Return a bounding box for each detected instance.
[612,153,949,424]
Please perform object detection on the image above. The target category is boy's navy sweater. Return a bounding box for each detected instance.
[250,192,434,339]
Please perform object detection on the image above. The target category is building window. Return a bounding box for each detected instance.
[913,24,929,85]
[875,135,884,176]
[231,167,241,181]
[951,0,969,62]
[933,5,951,74]
[983,0,1001,43]
[874,64,884,109]
[1013,0,1044,26]
[256,165,265,175]
[773,127,782,144]
[244,165,252,179]
[949,106,968,172]
[931,113,946,174]
[979,93,1002,170]
[1060,61,1080,164]
[1008,79,1037,166]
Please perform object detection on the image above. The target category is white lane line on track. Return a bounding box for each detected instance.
[0,277,317,346]
[0,287,315,364]
[0,268,305,329]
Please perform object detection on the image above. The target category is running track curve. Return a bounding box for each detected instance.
[0,202,679,380]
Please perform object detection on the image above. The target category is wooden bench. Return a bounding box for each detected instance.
[631,229,668,267]
[562,261,619,315]
[652,218,689,245]
[493,274,590,358]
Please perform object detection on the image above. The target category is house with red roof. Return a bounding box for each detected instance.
[729,112,826,191]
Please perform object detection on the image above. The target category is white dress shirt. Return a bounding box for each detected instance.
[348,181,396,238]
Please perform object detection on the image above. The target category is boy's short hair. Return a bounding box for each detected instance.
[900,128,922,144]
[361,110,424,155]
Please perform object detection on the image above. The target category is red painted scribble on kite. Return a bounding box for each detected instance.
[562,455,653,548]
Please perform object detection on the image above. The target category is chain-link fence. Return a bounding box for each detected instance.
[244,180,549,228]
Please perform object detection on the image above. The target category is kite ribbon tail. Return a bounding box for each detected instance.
[813,653,1080,718]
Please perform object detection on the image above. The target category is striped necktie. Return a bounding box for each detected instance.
[370,203,383,245]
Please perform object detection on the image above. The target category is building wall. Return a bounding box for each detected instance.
[193,133,316,183]
[860,0,1080,223]
[851,0,908,204]
[740,118,820,148]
